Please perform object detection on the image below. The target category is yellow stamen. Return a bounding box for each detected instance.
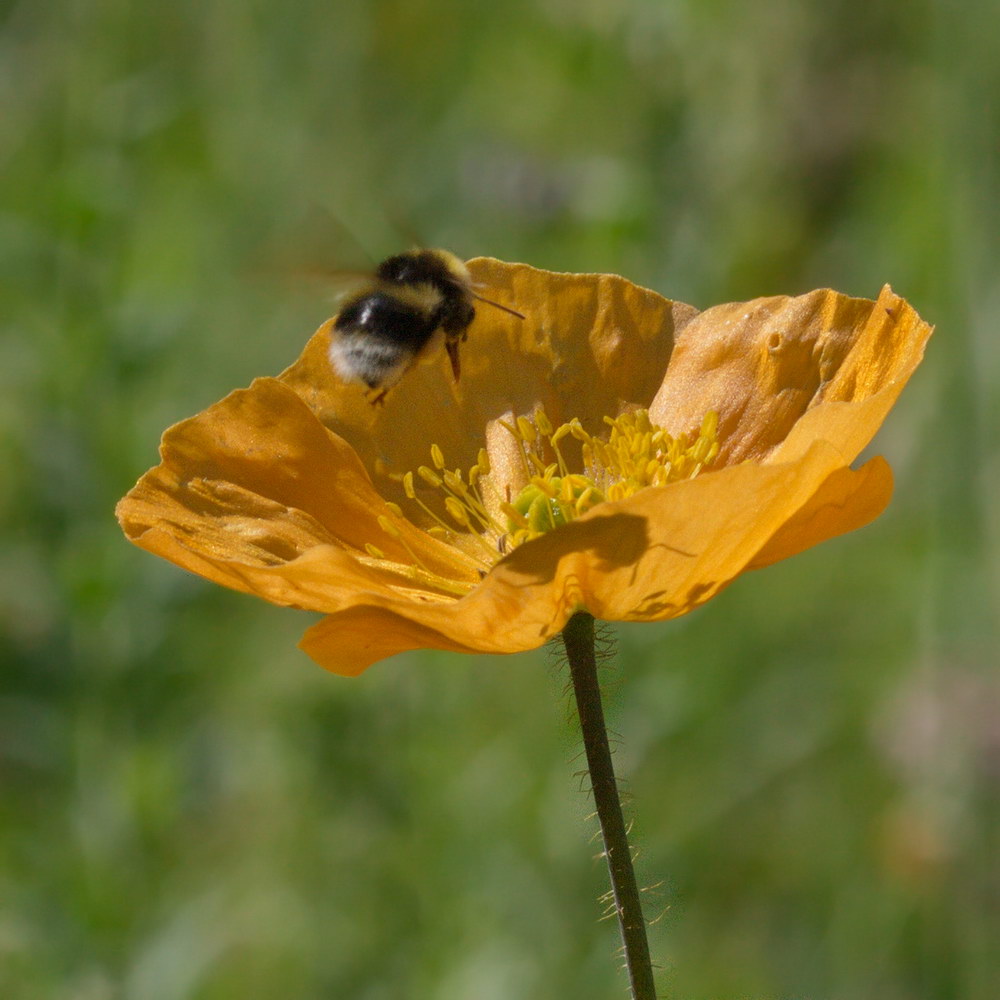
[528,451,549,475]
[516,415,537,444]
[444,496,471,527]
[418,466,442,488]
[443,470,466,495]
[355,552,477,598]
[501,502,530,529]
[374,406,719,584]
[377,514,435,577]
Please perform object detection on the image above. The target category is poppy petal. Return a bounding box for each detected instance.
[297,440,887,675]
[650,285,931,464]
[116,377,480,606]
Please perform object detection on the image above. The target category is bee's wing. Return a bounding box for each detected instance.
[247,205,378,303]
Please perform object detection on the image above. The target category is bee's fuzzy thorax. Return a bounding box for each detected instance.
[379,281,444,314]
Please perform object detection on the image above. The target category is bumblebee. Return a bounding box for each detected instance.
[327,249,522,404]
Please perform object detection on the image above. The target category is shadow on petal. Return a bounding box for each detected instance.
[496,512,651,584]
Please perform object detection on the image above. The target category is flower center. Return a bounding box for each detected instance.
[397,407,719,567]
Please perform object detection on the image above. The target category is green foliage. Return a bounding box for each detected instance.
[2,0,997,996]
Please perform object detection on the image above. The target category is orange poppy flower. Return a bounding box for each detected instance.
[116,258,932,676]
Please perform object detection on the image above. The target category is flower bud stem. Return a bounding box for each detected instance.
[561,612,656,1000]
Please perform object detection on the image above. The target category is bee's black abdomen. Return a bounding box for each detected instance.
[335,291,437,351]
[330,291,439,388]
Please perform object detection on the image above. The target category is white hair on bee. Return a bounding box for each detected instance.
[328,333,413,389]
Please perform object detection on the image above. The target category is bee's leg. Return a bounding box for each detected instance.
[445,337,461,381]
[366,387,389,407]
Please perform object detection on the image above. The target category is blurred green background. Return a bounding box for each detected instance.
[2,0,997,997]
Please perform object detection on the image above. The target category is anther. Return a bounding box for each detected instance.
[444,496,471,526]
[534,408,553,436]
[516,416,537,443]
[418,466,442,488]
[377,515,401,539]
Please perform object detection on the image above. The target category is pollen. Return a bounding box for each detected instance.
[375,406,719,582]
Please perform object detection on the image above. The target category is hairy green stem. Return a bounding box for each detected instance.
[562,612,656,1000]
